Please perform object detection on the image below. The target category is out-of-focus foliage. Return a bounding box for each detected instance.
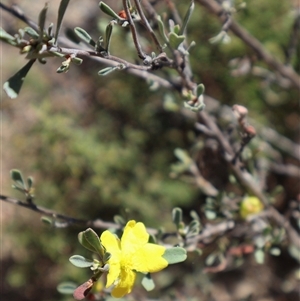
[2,0,299,301]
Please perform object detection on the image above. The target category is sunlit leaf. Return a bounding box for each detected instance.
[69,255,94,268]
[163,247,187,264]
[169,32,185,49]
[141,273,155,291]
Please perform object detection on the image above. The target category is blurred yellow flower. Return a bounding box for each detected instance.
[100,220,168,298]
[240,196,264,219]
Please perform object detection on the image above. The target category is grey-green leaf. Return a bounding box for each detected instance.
[57,282,77,294]
[169,32,185,49]
[157,16,169,43]
[78,228,104,257]
[99,2,122,20]
[141,273,155,291]
[3,59,36,99]
[10,169,25,187]
[172,207,183,228]
[105,22,114,52]
[180,0,195,35]
[74,27,96,47]
[69,255,94,268]
[196,84,205,97]
[254,249,265,264]
[24,27,39,39]
[0,27,17,45]
[54,0,70,43]
[38,3,48,41]
[163,247,187,264]
[98,66,118,76]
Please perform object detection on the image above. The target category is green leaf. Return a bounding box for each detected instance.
[173,24,180,35]
[269,247,281,256]
[163,247,187,264]
[196,84,205,97]
[169,32,185,49]
[184,95,205,112]
[41,216,53,225]
[57,282,77,294]
[74,27,96,47]
[172,207,183,228]
[156,16,169,43]
[78,228,104,257]
[27,177,34,190]
[180,0,195,35]
[174,148,192,164]
[187,219,200,235]
[0,27,17,46]
[205,209,216,220]
[141,273,155,291]
[205,253,216,266]
[10,169,26,188]
[54,0,70,43]
[71,57,83,65]
[24,27,39,39]
[3,59,36,99]
[288,244,300,263]
[105,21,114,52]
[38,3,48,41]
[98,66,118,76]
[103,252,111,263]
[69,255,94,268]
[254,249,265,264]
[99,2,122,20]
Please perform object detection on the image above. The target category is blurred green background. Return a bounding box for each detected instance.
[1,0,299,300]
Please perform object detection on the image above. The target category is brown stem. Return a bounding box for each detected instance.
[122,0,147,60]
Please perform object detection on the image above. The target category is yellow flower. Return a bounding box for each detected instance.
[240,196,264,219]
[100,220,168,298]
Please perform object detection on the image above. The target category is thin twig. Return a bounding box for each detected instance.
[0,3,39,32]
[195,0,300,89]
[122,0,147,60]
[133,0,163,53]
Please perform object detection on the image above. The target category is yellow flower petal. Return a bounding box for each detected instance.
[132,243,168,273]
[122,221,149,247]
[111,268,136,298]
[100,230,121,287]
[100,221,169,298]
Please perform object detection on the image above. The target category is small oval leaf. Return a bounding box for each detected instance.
[78,228,104,258]
[163,247,187,264]
[172,207,182,228]
[99,2,122,20]
[74,27,95,47]
[141,273,155,291]
[10,169,25,187]
[69,255,94,268]
[57,281,77,294]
